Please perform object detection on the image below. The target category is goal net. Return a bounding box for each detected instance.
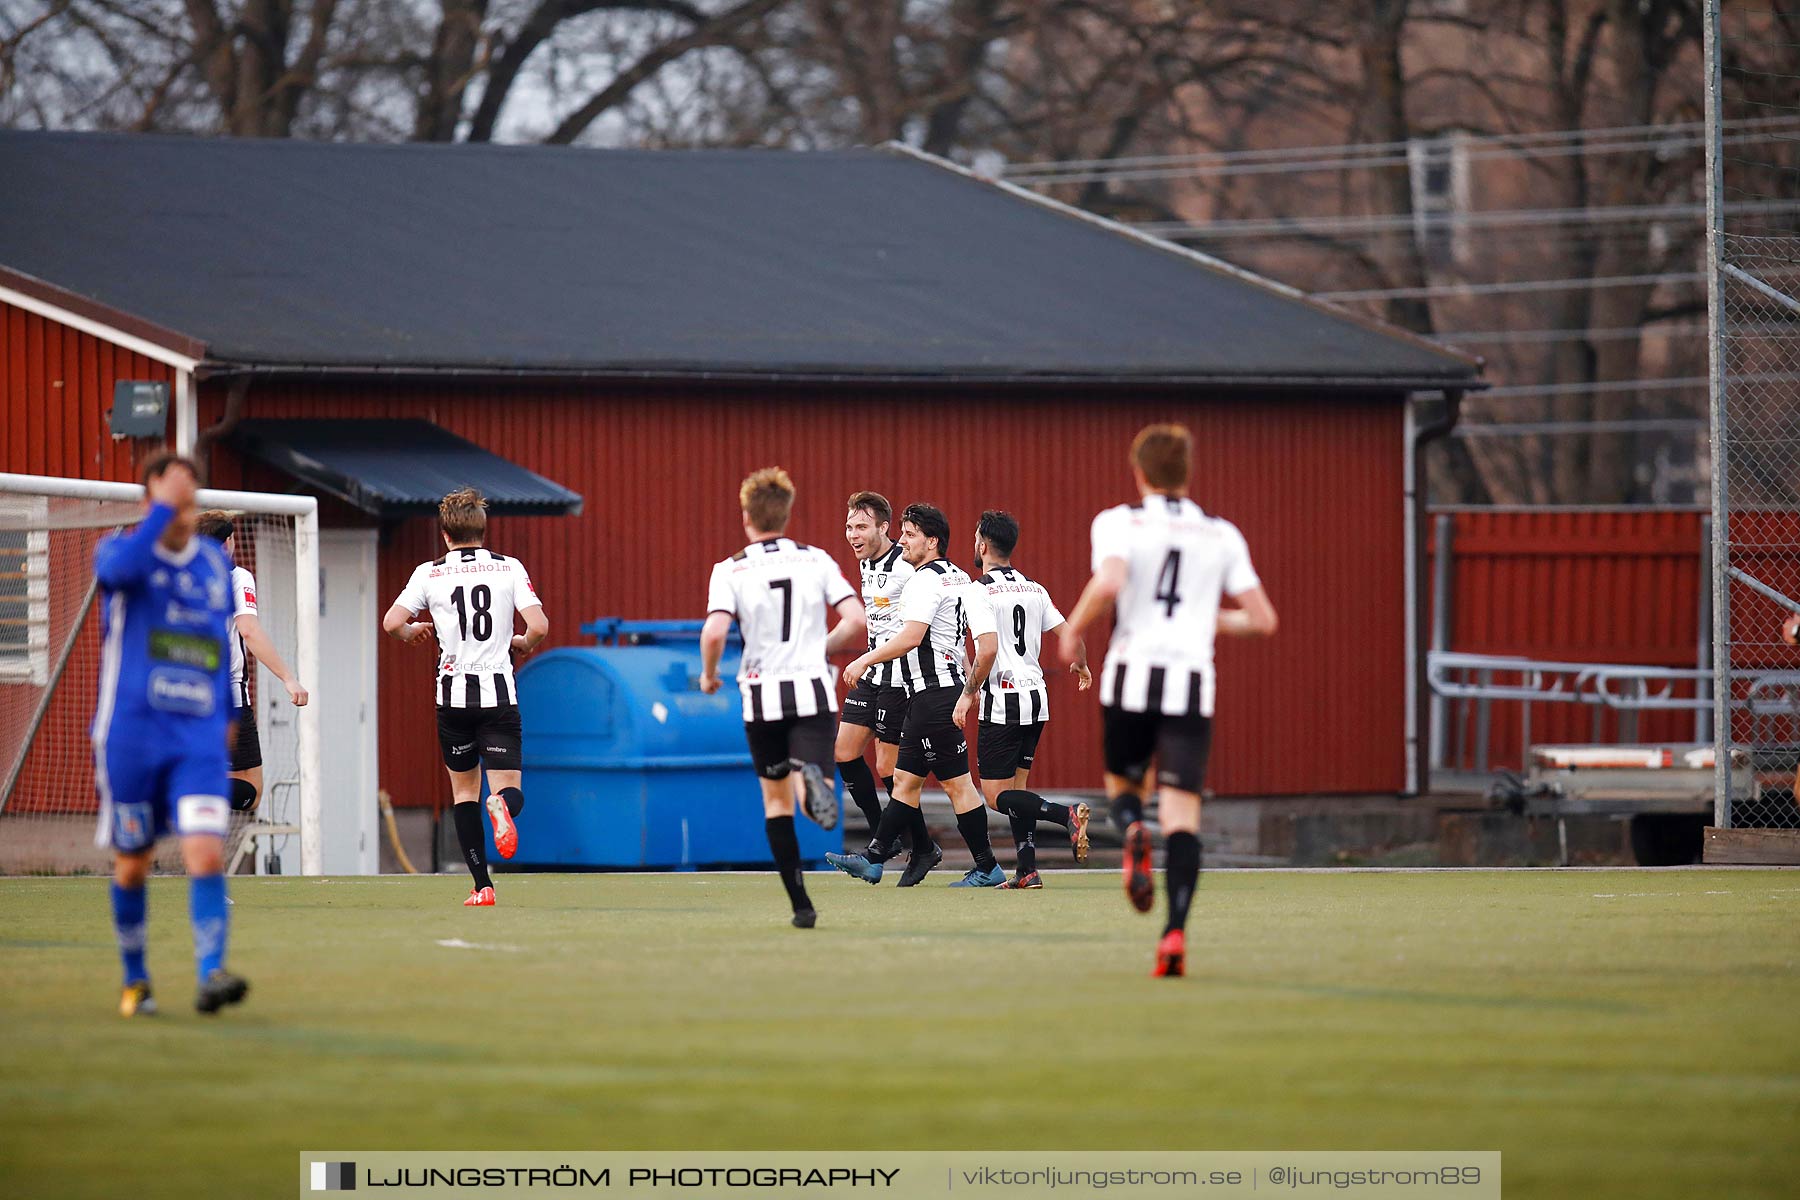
[0,473,320,874]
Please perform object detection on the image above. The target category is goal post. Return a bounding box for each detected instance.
[0,472,323,875]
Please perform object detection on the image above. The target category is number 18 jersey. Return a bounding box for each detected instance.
[1090,496,1259,718]
[394,547,541,709]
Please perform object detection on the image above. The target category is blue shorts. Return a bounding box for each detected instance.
[94,734,231,853]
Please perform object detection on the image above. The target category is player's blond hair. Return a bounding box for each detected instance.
[740,468,795,534]
[1131,424,1192,491]
[440,487,488,545]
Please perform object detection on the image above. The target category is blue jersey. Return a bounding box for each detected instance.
[91,504,235,749]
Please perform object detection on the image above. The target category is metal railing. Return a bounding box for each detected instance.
[1427,650,1800,774]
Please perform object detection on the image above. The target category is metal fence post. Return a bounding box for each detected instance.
[1704,0,1732,827]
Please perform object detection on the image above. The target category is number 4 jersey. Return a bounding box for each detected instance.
[395,547,542,708]
[1090,496,1260,718]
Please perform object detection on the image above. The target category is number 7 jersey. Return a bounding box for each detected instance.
[707,538,857,721]
[1090,496,1259,718]
[394,547,542,708]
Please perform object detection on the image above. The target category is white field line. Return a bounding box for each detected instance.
[434,938,524,952]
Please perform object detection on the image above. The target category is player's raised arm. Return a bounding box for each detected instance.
[95,464,193,588]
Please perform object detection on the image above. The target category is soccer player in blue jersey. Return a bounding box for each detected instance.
[96,454,248,1017]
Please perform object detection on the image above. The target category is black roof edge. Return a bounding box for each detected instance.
[0,263,209,362]
[230,420,584,519]
[877,142,1487,379]
[197,361,1487,393]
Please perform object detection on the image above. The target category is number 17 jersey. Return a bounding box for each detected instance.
[1090,496,1259,718]
[394,547,541,708]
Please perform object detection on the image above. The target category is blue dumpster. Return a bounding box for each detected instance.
[500,619,836,869]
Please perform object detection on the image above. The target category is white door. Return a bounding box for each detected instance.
[314,529,380,874]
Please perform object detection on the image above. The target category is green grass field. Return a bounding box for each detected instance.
[2,868,1797,1199]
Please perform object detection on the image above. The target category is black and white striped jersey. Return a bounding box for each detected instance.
[395,547,543,709]
[893,558,972,697]
[1090,496,1259,718]
[972,566,1066,726]
[707,537,857,722]
[227,564,257,710]
[858,542,915,688]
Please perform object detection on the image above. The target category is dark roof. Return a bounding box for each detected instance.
[230,419,583,518]
[0,131,1480,389]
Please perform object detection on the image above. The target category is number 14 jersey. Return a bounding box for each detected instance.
[395,547,542,708]
[1089,496,1259,718]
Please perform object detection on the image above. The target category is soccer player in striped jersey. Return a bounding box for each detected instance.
[195,511,310,817]
[383,488,548,907]
[834,492,925,860]
[826,503,1006,888]
[963,510,1093,890]
[699,469,867,928]
[1062,425,1277,976]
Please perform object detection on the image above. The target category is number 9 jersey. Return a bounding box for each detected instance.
[394,547,541,708]
[1090,496,1259,718]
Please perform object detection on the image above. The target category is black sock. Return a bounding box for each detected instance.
[1040,801,1071,828]
[1009,814,1037,875]
[866,801,914,862]
[955,807,997,873]
[1112,791,1144,836]
[452,802,492,890]
[907,802,931,851]
[497,786,524,818]
[837,758,882,832]
[995,789,1033,817]
[228,778,258,812]
[1165,832,1201,934]
[764,816,812,913]
[882,775,912,850]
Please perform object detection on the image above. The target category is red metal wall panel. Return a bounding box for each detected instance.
[1,299,170,481]
[2,301,177,814]
[203,381,1411,804]
[1427,510,1710,770]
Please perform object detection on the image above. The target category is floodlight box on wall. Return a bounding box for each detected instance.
[109,381,169,438]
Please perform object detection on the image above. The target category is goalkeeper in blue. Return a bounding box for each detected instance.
[94,454,248,1017]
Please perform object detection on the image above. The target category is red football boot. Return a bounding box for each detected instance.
[463,886,496,907]
[485,792,518,859]
[1151,929,1185,978]
[1122,821,1154,913]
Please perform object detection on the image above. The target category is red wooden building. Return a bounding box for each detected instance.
[0,131,1482,829]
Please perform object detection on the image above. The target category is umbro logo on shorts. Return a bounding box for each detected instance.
[451,742,475,755]
[483,745,508,754]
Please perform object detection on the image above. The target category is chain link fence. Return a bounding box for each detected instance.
[1708,2,1800,828]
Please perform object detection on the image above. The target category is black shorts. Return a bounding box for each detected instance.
[743,712,836,781]
[895,687,970,781]
[437,705,523,773]
[977,720,1045,781]
[229,705,262,773]
[839,678,909,744]
[1102,706,1214,794]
